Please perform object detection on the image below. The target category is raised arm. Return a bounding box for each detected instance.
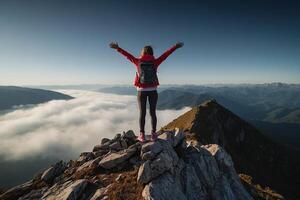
[155,42,184,66]
[109,42,138,65]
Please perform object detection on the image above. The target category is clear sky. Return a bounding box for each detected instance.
[0,0,299,85]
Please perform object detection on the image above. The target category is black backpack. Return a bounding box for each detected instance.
[138,61,158,84]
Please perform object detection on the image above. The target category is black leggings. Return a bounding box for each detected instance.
[137,90,158,133]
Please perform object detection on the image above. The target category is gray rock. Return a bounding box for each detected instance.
[138,140,179,184]
[113,133,121,141]
[76,157,102,173]
[109,141,121,150]
[19,187,48,200]
[173,127,185,147]
[120,139,128,149]
[93,150,109,158]
[141,141,163,155]
[142,172,186,200]
[140,138,253,200]
[92,141,110,152]
[99,147,137,169]
[129,156,142,166]
[41,161,67,183]
[158,131,174,146]
[101,138,110,144]
[77,152,95,164]
[0,180,33,200]
[42,179,88,200]
[122,130,136,140]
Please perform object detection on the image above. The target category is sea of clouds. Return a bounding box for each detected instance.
[0,90,190,162]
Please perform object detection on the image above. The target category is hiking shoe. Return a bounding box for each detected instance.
[150,132,158,142]
[137,132,146,143]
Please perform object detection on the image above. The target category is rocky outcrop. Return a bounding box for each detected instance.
[0,127,259,200]
[139,133,252,200]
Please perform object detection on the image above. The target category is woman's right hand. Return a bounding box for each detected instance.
[175,42,184,48]
[109,42,119,49]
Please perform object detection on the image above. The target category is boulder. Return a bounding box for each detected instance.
[142,172,186,200]
[109,141,121,150]
[41,161,67,183]
[120,139,128,149]
[76,157,102,173]
[0,180,33,200]
[99,147,137,169]
[173,127,185,147]
[93,150,109,158]
[42,179,88,200]
[101,138,110,144]
[138,140,179,184]
[77,152,95,165]
[122,130,136,140]
[92,141,110,152]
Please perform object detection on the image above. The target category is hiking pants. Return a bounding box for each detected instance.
[137,90,158,133]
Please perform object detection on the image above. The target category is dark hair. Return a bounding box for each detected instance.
[142,45,153,55]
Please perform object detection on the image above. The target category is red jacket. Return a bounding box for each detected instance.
[116,45,178,88]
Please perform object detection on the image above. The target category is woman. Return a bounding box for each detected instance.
[110,42,184,142]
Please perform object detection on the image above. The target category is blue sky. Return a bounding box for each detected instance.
[0,0,299,85]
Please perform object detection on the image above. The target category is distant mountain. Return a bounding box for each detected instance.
[157,86,300,123]
[97,83,300,124]
[157,89,261,119]
[162,100,300,200]
[0,86,73,111]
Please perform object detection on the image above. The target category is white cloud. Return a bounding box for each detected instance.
[0,90,190,161]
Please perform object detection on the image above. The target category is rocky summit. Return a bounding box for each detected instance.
[0,100,291,200]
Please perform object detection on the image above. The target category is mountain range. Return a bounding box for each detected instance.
[0,86,73,112]
[98,83,300,149]
[1,100,299,200]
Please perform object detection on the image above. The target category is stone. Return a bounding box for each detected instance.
[41,161,67,183]
[0,180,33,200]
[138,149,177,184]
[99,147,137,169]
[122,130,136,140]
[101,138,110,144]
[142,172,186,200]
[113,133,121,141]
[77,152,95,164]
[120,139,128,149]
[93,150,109,158]
[89,188,106,200]
[205,144,233,169]
[93,141,110,152]
[129,156,142,166]
[141,141,163,155]
[21,187,47,199]
[42,179,88,200]
[76,157,102,173]
[158,131,175,146]
[115,174,123,181]
[109,141,121,150]
[173,127,185,147]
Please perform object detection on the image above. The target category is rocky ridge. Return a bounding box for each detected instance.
[0,127,257,200]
